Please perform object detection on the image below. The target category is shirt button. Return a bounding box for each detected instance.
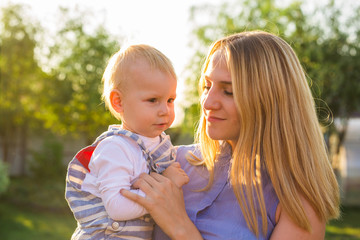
[112,222,120,230]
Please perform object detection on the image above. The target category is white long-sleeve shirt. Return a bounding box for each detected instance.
[82,133,160,221]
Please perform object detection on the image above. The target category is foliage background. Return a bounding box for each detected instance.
[0,0,359,239]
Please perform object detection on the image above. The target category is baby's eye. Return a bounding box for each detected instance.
[148,98,157,103]
[168,98,175,103]
[203,85,210,91]
[203,80,211,91]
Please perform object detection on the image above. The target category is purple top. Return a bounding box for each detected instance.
[153,144,279,240]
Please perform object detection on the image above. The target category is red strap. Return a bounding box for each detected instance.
[75,146,96,172]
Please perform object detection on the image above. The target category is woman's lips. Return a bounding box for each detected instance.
[206,116,224,122]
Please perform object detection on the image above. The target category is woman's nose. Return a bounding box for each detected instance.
[202,89,220,110]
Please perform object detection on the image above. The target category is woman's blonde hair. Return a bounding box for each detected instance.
[193,31,340,236]
[102,44,176,120]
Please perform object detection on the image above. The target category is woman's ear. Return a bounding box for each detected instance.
[110,89,123,114]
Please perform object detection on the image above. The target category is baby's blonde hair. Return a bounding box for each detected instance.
[102,44,176,120]
[193,31,340,236]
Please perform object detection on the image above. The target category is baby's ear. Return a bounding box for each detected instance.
[110,89,123,113]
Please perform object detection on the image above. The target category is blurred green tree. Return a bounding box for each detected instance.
[184,0,360,156]
[0,4,45,173]
[40,7,120,144]
[0,4,121,175]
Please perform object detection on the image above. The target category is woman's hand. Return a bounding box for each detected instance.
[120,172,202,240]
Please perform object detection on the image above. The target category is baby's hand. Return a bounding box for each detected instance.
[162,162,189,188]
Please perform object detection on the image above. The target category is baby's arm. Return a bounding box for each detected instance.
[90,136,148,221]
[162,162,189,188]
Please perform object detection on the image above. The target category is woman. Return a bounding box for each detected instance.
[121,31,340,239]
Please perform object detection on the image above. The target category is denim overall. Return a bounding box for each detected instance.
[65,126,175,239]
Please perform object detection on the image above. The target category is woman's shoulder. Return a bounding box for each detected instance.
[176,144,201,164]
[176,144,199,153]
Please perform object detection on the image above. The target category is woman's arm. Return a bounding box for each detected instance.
[270,196,326,240]
[121,172,203,240]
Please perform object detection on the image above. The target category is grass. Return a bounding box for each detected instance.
[1,201,359,240]
[0,177,359,239]
[0,200,76,240]
[325,206,360,239]
[0,176,76,239]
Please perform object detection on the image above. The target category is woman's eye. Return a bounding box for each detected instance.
[168,98,175,103]
[148,98,157,103]
[224,90,233,96]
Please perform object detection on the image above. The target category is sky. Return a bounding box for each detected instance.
[1,0,223,125]
[1,0,221,78]
[3,0,340,78]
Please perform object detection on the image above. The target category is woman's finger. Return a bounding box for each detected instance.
[131,176,157,194]
[120,189,148,207]
[131,172,158,189]
[121,172,198,239]
[149,171,170,182]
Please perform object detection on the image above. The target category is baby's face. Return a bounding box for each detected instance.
[119,59,177,138]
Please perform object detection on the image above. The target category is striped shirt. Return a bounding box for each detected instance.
[65,125,175,239]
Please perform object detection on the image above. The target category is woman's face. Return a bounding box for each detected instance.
[201,50,241,148]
